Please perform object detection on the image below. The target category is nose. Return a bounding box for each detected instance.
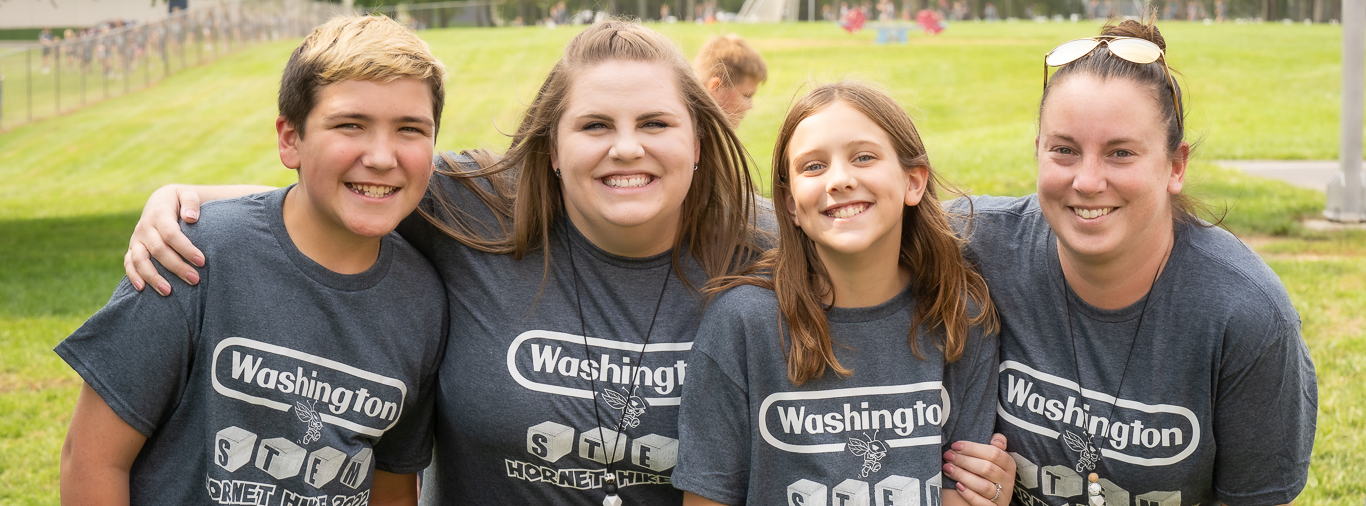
[609,128,644,162]
[1072,154,1106,195]
[825,160,857,194]
[360,130,399,172]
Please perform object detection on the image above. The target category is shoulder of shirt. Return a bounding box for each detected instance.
[380,231,444,289]
[1179,223,1297,328]
[945,194,1041,221]
[697,284,778,347]
[708,283,778,316]
[182,190,278,248]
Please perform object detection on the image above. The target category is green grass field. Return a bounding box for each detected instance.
[1,20,1361,504]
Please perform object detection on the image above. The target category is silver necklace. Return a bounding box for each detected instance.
[563,220,672,506]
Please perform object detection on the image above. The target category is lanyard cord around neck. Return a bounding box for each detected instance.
[1056,231,1168,477]
[562,218,673,502]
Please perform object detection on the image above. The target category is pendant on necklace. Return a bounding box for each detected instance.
[1061,430,1100,472]
[1087,473,1104,506]
[602,474,623,506]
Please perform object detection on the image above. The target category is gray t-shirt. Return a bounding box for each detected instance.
[56,187,448,505]
[953,195,1315,506]
[402,154,775,505]
[673,283,999,506]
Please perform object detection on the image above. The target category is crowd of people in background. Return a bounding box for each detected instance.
[32,5,307,80]
[816,0,1235,29]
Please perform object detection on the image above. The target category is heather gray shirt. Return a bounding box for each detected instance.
[673,284,999,506]
[56,187,448,505]
[403,154,775,505]
[952,195,1315,506]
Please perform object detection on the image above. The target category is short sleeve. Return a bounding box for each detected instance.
[54,278,197,437]
[371,364,440,474]
[371,261,450,475]
[940,323,1001,488]
[673,302,754,506]
[1212,317,1316,505]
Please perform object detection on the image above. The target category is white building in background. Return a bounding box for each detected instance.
[0,0,172,29]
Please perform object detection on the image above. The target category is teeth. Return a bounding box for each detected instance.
[825,203,869,219]
[603,175,652,188]
[347,183,397,198]
[1073,207,1114,219]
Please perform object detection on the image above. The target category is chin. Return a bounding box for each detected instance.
[344,217,405,239]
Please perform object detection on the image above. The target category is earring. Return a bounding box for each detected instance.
[692,163,699,171]
[554,168,562,177]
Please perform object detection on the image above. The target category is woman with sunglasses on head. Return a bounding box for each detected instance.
[944,19,1316,506]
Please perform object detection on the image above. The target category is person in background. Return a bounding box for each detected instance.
[693,34,768,128]
[40,27,56,73]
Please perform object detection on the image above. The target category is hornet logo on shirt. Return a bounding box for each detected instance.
[601,388,648,428]
[847,430,888,478]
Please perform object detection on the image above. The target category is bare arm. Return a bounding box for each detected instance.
[369,471,419,506]
[60,383,149,506]
[683,491,731,506]
[124,184,275,295]
[943,434,1014,506]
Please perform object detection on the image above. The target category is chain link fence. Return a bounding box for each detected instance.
[0,0,340,130]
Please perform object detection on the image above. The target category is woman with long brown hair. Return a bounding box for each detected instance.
[672,81,1005,506]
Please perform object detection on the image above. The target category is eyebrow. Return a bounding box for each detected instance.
[789,139,885,162]
[1048,133,1140,146]
[326,113,434,127]
[572,111,678,122]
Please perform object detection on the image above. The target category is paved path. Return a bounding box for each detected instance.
[1217,160,1349,192]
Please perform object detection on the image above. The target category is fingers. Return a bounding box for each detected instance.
[950,467,1005,506]
[944,440,1016,506]
[949,440,1017,478]
[991,433,1008,451]
[125,241,170,296]
[127,184,205,296]
[176,186,201,224]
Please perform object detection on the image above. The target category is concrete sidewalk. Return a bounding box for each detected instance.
[1217,160,1348,192]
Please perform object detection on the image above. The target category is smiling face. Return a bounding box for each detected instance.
[279,77,435,244]
[1036,74,1187,266]
[784,101,927,264]
[551,60,699,257]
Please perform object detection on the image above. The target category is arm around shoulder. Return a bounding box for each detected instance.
[61,383,149,506]
[126,183,276,295]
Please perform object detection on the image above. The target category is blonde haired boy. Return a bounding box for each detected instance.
[57,16,448,506]
[693,34,768,127]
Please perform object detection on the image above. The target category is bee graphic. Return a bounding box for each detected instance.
[1062,430,1100,472]
[847,430,889,478]
[600,388,648,428]
[294,400,323,446]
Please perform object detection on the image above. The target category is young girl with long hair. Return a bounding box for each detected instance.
[672,82,1006,506]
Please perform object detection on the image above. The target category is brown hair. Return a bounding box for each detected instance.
[712,81,997,385]
[278,15,446,138]
[693,34,769,87]
[1041,18,1216,225]
[420,19,764,287]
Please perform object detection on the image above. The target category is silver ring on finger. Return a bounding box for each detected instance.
[990,482,1002,502]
